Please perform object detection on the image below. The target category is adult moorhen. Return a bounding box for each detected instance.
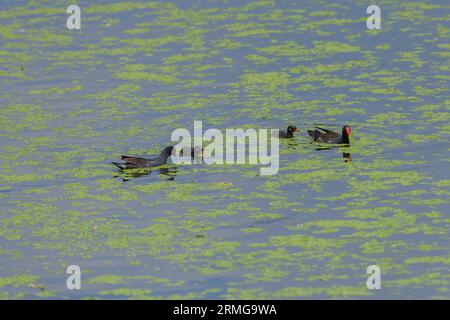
[112,146,175,169]
[307,125,351,144]
[279,125,299,138]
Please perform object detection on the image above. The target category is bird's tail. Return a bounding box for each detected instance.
[112,162,127,170]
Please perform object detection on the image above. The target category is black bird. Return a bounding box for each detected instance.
[112,146,174,169]
[307,125,351,144]
[279,125,299,138]
[191,145,204,162]
[184,145,204,159]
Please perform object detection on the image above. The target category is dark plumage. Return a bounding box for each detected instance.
[112,146,174,170]
[183,145,204,159]
[191,146,204,162]
[279,125,299,138]
[307,125,351,144]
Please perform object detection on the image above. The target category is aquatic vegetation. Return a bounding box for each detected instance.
[0,0,449,300]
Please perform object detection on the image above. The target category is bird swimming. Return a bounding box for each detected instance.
[112,146,175,170]
[307,125,351,144]
[279,125,299,138]
[112,145,205,170]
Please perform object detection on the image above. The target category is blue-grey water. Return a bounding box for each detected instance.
[0,0,449,299]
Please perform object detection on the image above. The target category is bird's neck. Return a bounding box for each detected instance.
[160,148,173,161]
[341,134,350,144]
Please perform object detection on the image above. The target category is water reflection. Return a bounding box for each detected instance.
[113,166,178,181]
[312,143,352,163]
[343,152,352,163]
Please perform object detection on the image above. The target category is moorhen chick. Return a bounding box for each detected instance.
[112,146,175,169]
[307,125,351,144]
[187,145,204,159]
[279,125,299,138]
[178,145,204,162]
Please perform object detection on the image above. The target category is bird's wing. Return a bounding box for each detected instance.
[315,127,338,135]
[120,156,150,167]
[307,129,320,138]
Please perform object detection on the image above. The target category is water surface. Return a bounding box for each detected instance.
[0,0,449,299]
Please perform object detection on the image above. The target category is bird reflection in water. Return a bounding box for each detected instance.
[113,166,178,181]
[313,145,352,163]
[342,152,352,163]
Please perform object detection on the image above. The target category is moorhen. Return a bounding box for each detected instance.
[307,125,351,144]
[178,145,204,162]
[187,145,204,159]
[279,125,299,138]
[112,146,175,169]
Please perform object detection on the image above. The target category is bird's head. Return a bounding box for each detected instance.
[287,125,299,134]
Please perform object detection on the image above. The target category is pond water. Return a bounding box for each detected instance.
[0,0,449,299]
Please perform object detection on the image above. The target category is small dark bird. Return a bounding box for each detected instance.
[307,125,351,144]
[112,146,174,169]
[190,145,204,161]
[182,145,203,159]
[279,125,299,138]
